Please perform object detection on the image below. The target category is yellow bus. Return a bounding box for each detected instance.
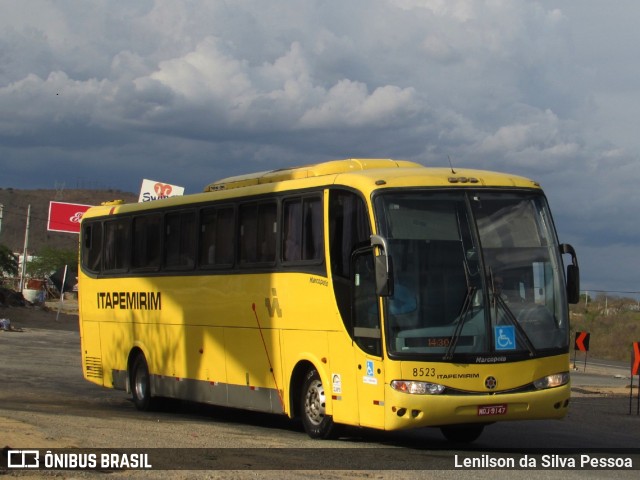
[78,158,579,443]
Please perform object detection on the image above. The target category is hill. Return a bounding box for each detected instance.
[570,295,640,364]
[0,188,137,254]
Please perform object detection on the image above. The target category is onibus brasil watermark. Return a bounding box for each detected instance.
[4,448,638,471]
[6,450,152,470]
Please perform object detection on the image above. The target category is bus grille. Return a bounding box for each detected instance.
[85,356,103,379]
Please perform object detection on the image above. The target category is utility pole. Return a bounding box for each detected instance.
[0,203,3,237]
[19,204,31,291]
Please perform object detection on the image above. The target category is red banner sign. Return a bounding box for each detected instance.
[48,201,92,234]
[633,342,640,376]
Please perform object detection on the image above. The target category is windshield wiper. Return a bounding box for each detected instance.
[444,283,476,361]
[490,272,537,357]
[444,242,479,360]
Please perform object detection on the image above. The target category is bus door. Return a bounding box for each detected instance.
[352,249,386,429]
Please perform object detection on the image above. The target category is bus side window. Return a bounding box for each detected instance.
[165,210,196,269]
[132,214,162,271]
[82,222,103,273]
[258,203,277,262]
[240,201,277,265]
[303,196,323,261]
[199,206,235,268]
[103,219,130,272]
[283,199,302,262]
[239,203,258,263]
[352,249,382,356]
[329,190,371,326]
[329,190,370,278]
[283,195,323,263]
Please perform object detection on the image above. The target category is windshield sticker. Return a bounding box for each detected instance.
[495,326,516,351]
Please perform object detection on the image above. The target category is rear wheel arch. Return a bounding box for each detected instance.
[127,348,145,375]
[289,360,316,419]
[128,349,156,411]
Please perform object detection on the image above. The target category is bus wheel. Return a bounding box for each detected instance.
[301,369,336,439]
[440,424,485,443]
[130,354,154,411]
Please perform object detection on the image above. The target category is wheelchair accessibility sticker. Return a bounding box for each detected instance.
[366,360,374,377]
[363,360,378,385]
[495,326,516,351]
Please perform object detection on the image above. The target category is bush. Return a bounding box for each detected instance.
[26,247,78,278]
[0,244,18,277]
[570,297,640,361]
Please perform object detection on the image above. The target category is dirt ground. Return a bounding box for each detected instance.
[1,300,637,480]
[2,298,79,329]
[1,300,80,450]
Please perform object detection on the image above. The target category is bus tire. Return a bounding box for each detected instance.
[300,369,336,439]
[130,354,154,411]
[440,424,484,443]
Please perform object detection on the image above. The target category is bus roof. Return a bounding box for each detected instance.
[82,158,540,219]
[204,158,540,194]
[203,158,421,192]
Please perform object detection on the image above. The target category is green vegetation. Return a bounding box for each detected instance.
[0,244,18,277]
[26,247,78,278]
[570,294,640,363]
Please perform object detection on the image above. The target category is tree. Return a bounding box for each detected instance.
[0,244,18,277]
[26,247,78,278]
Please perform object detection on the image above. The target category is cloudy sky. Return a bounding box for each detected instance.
[1,0,638,296]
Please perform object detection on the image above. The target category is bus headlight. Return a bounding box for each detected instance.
[391,380,446,395]
[533,372,570,390]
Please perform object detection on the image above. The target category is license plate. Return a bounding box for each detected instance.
[478,404,508,416]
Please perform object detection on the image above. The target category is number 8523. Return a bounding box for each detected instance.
[412,367,436,377]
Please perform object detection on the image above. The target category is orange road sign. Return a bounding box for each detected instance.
[632,342,640,376]
[575,331,590,352]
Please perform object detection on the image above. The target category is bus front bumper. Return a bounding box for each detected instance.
[383,383,571,431]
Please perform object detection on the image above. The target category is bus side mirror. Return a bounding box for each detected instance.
[371,235,394,297]
[374,253,394,297]
[566,265,580,304]
[561,244,580,304]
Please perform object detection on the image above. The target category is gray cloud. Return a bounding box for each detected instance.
[1,0,639,293]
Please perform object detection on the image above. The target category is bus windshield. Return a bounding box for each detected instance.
[374,190,569,361]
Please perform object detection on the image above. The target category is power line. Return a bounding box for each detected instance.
[583,290,640,295]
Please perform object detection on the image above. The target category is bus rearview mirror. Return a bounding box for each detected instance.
[566,264,580,304]
[375,253,393,297]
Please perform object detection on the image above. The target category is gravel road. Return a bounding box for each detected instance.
[1,302,638,480]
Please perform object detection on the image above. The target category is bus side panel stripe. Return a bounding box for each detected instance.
[150,375,284,415]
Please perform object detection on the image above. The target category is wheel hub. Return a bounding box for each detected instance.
[305,379,326,425]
